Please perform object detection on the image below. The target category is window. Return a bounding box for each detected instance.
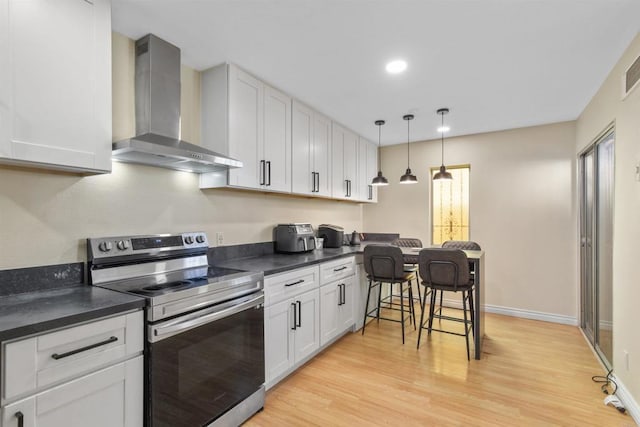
[431,165,470,245]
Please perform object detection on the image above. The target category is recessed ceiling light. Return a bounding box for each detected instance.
[437,126,450,133]
[386,60,407,74]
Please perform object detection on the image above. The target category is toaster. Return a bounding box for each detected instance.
[317,224,344,248]
[274,223,316,253]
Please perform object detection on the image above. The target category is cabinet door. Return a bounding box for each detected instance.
[263,85,291,192]
[264,299,295,385]
[313,112,332,197]
[293,289,320,364]
[1,357,143,427]
[0,0,111,173]
[291,100,314,195]
[356,137,368,202]
[338,276,356,332]
[342,129,359,200]
[228,65,263,189]
[367,141,379,202]
[331,123,346,199]
[319,283,340,346]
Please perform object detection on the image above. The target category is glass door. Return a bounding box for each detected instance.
[579,129,614,368]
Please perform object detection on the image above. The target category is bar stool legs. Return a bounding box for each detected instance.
[362,278,417,344]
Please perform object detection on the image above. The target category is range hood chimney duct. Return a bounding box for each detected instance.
[112,34,242,173]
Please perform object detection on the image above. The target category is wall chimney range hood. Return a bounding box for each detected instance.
[112,34,242,173]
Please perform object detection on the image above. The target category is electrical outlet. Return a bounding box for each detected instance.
[216,232,224,246]
[624,350,630,371]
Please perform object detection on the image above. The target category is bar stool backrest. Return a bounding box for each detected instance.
[441,240,481,250]
[392,237,423,248]
[418,248,470,291]
[363,244,405,281]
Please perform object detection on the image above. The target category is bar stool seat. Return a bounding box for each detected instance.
[362,244,417,344]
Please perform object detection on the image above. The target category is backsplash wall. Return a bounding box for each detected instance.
[0,32,362,269]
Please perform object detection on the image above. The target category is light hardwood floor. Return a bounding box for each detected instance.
[247,309,634,426]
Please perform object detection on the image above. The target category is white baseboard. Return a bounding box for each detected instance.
[612,374,640,424]
[440,298,578,326]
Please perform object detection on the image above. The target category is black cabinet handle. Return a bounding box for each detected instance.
[348,180,352,197]
[260,160,266,185]
[296,300,302,327]
[342,283,346,305]
[316,172,320,192]
[51,336,118,360]
[266,161,271,186]
[368,185,373,200]
[291,302,297,330]
[333,266,347,272]
[337,284,343,306]
[15,412,23,427]
[285,279,305,287]
[311,172,316,192]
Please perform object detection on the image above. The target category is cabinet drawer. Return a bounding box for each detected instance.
[2,311,143,402]
[265,266,319,306]
[320,257,355,285]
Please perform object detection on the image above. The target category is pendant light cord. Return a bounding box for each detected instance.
[407,119,411,169]
[378,124,382,171]
[441,112,445,166]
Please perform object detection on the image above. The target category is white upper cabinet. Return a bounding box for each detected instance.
[291,100,331,197]
[200,63,376,202]
[356,137,378,202]
[200,63,291,192]
[263,85,292,192]
[331,123,358,200]
[0,0,112,173]
[227,65,263,188]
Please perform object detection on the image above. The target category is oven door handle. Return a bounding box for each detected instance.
[150,293,264,342]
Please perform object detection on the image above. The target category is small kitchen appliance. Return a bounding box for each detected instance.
[317,224,344,248]
[87,232,264,427]
[274,223,316,253]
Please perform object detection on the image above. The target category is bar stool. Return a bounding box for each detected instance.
[362,244,417,344]
[437,240,481,319]
[392,237,424,311]
[417,248,475,360]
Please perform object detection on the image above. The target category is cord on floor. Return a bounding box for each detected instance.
[592,369,626,414]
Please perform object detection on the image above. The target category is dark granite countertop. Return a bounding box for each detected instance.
[213,245,366,275]
[0,286,146,342]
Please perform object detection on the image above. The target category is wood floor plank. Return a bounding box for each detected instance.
[247,310,634,426]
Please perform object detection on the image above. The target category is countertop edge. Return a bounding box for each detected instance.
[263,251,362,275]
[0,296,146,343]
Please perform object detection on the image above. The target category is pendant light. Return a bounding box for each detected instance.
[399,114,417,184]
[371,120,389,186]
[433,108,453,181]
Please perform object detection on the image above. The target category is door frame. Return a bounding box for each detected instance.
[578,122,615,369]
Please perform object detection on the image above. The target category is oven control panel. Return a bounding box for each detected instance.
[88,232,209,260]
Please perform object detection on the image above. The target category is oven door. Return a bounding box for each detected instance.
[147,292,265,427]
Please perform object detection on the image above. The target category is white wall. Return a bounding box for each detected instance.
[576,31,640,409]
[0,33,362,269]
[364,121,577,319]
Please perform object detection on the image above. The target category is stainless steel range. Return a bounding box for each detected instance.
[87,232,265,427]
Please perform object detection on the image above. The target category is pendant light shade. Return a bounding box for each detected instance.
[433,108,453,181]
[371,120,389,186]
[399,114,417,184]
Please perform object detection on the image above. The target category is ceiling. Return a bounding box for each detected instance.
[111,0,640,146]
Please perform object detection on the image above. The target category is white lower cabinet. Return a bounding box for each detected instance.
[1,311,144,427]
[264,288,319,388]
[1,356,143,427]
[265,257,357,389]
[319,275,355,346]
